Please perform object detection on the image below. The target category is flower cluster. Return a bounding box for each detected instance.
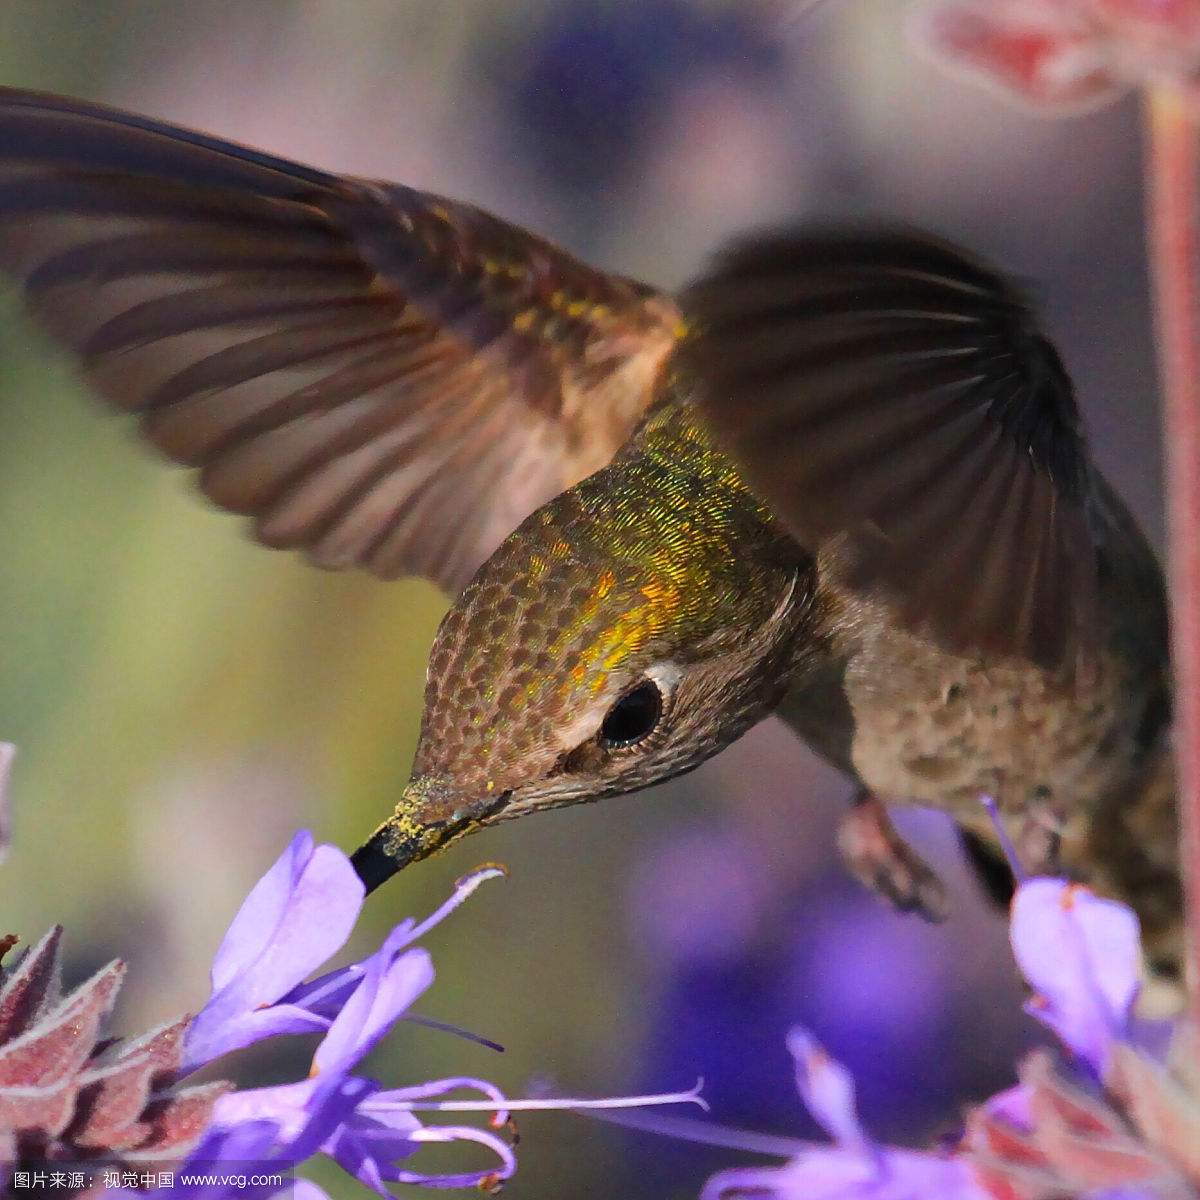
[696,877,1199,1200]
[2,830,704,1198]
[0,928,226,1194]
[965,881,1199,1200]
[173,832,521,1196]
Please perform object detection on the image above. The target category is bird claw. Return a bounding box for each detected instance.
[837,791,950,923]
[1013,807,1063,877]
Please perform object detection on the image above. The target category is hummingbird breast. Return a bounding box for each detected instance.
[614,393,1171,868]
[775,477,1176,957]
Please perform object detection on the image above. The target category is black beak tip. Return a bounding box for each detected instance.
[352,793,511,895]
[350,829,402,895]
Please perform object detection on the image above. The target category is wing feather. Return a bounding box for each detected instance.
[685,227,1098,668]
[0,88,680,592]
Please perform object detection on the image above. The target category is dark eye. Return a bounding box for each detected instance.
[599,680,663,749]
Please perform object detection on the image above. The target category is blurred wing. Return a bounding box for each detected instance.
[0,88,680,590]
[684,228,1097,669]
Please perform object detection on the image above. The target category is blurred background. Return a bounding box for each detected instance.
[0,2,1163,1196]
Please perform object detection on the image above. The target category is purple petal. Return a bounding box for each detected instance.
[209,832,315,991]
[183,1004,332,1075]
[276,913,422,1023]
[311,940,434,1077]
[212,1073,438,1199]
[291,1074,376,1164]
[279,922,414,1021]
[703,1149,876,1200]
[1010,879,1141,1073]
[701,1163,803,1200]
[188,861,503,1077]
[292,1184,331,1200]
[785,1028,868,1151]
[168,1120,293,1199]
[209,1074,374,1167]
[211,1080,319,1145]
[208,834,363,999]
[702,1146,985,1200]
[984,1083,1033,1132]
[324,1109,424,1198]
[183,834,364,1072]
[850,1149,987,1199]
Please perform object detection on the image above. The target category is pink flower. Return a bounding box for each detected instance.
[913,0,1200,111]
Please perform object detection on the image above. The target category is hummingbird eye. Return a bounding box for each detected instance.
[599,680,663,749]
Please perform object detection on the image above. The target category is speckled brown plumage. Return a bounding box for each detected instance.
[409,396,812,817]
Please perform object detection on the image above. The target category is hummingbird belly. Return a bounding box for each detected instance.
[839,624,1148,821]
[777,588,1171,873]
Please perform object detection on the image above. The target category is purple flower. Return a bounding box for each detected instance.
[1009,878,1143,1076]
[683,873,1182,1200]
[5,825,703,1198]
[172,830,704,1196]
[699,1028,986,1200]
[961,878,1200,1199]
[180,831,368,1072]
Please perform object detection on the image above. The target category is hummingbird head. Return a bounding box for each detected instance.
[351,411,816,892]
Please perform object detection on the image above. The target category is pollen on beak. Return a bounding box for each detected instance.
[350,776,510,895]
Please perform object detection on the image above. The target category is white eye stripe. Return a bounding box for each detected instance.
[643,661,682,699]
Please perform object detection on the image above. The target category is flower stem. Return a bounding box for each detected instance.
[1145,87,1200,1016]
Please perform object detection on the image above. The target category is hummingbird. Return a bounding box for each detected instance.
[0,89,1178,968]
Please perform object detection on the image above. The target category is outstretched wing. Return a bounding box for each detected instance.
[684,228,1098,669]
[0,88,680,590]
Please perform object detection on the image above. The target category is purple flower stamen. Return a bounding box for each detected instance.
[980,794,1027,882]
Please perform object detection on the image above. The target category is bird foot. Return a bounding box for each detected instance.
[837,791,950,923]
[1012,805,1063,877]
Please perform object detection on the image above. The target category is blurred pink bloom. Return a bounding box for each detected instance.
[913,0,1200,111]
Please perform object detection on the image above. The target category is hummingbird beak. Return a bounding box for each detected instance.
[349,777,511,895]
